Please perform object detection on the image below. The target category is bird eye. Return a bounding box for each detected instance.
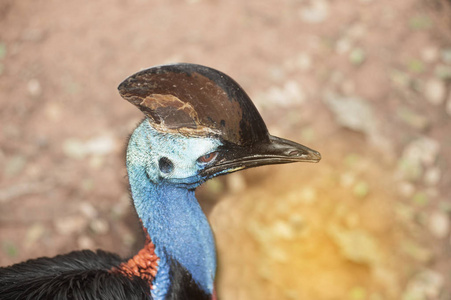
[197,151,218,164]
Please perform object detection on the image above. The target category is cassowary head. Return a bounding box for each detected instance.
[120,63,321,188]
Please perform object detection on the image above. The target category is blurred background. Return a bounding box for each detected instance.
[1,0,450,299]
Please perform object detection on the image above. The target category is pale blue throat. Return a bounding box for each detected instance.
[126,120,221,299]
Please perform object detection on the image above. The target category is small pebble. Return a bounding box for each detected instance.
[295,53,312,71]
[348,24,366,39]
[227,172,246,194]
[421,46,439,62]
[402,137,440,168]
[428,210,449,239]
[27,79,42,97]
[271,220,295,240]
[299,187,317,204]
[396,108,429,130]
[424,167,441,186]
[398,181,415,197]
[45,103,63,121]
[323,94,376,135]
[268,246,288,262]
[286,187,317,205]
[328,226,381,264]
[111,194,131,218]
[336,38,352,54]
[403,241,433,262]
[340,172,356,188]
[121,232,136,247]
[403,270,444,299]
[63,135,117,159]
[77,236,95,249]
[258,81,306,108]
[441,48,451,63]
[89,156,105,170]
[63,138,86,159]
[90,219,110,234]
[300,0,329,24]
[54,215,88,235]
[79,202,98,219]
[424,78,446,105]
[84,135,116,156]
[24,223,46,248]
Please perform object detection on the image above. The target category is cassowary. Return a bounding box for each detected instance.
[0,63,321,300]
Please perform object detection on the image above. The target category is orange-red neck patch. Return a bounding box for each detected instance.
[111,229,159,287]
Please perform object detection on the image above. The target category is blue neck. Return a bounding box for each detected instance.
[127,164,216,299]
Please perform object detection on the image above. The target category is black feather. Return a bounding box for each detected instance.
[0,250,151,300]
[165,258,211,300]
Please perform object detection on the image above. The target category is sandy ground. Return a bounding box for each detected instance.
[1,0,451,299]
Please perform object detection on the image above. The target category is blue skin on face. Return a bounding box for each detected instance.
[126,120,222,299]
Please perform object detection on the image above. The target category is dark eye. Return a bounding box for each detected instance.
[197,151,218,164]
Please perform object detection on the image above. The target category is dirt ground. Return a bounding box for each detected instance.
[1,0,450,299]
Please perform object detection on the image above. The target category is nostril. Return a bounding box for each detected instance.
[288,150,300,156]
[159,157,174,174]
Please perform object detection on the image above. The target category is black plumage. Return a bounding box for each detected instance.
[0,250,212,300]
[0,250,150,300]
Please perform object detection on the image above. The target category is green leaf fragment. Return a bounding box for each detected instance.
[412,192,428,206]
[2,241,18,257]
[349,48,366,65]
[407,59,424,73]
[435,65,451,79]
[349,286,367,300]
[345,153,361,168]
[354,181,369,198]
[409,15,433,30]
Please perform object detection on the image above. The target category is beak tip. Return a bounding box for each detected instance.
[312,151,321,162]
[300,149,321,163]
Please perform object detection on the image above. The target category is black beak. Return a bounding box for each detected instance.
[200,135,321,178]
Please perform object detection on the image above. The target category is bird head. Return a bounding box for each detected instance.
[120,63,321,189]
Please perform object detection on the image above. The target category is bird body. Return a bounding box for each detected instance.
[0,63,321,299]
